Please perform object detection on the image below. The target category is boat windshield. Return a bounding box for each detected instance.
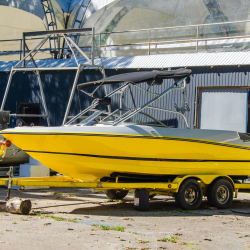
[78,108,166,127]
[100,109,166,126]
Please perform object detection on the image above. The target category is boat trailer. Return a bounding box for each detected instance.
[0,171,249,212]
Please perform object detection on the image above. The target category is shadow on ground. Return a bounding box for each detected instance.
[1,186,250,218]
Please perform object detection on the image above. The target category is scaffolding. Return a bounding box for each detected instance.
[0,27,106,126]
[41,0,59,54]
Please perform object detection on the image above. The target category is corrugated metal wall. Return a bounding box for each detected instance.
[0,66,249,127]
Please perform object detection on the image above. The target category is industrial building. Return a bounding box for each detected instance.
[0,0,249,133]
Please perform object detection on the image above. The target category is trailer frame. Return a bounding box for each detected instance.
[0,173,249,211]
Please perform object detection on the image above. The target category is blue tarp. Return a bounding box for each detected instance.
[0,57,136,71]
[0,0,45,19]
[56,0,81,13]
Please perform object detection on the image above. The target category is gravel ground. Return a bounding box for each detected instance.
[0,187,250,250]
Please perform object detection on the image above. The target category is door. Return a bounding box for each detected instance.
[17,102,40,126]
[198,88,248,132]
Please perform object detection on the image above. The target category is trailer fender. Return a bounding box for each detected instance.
[172,175,234,192]
[207,176,235,191]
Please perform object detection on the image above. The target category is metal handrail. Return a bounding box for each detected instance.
[97,19,250,35]
[98,34,250,47]
[96,19,250,54]
[97,19,250,54]
[1,19,250,58]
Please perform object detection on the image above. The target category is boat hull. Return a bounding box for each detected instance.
[0,135,29,166]
[1,125,250,181]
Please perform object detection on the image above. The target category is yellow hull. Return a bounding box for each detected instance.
[28,152,250,182]
[2,131,250,182]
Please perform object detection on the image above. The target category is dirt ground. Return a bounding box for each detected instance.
[0,187,250,250]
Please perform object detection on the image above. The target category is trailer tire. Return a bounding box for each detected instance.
[105,189,129,199]
[207,179,233,209]
[175,178,203,210]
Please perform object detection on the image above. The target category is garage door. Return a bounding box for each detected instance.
[199,88,248,132]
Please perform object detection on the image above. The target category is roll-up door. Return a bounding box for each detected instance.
[199,88,248,132]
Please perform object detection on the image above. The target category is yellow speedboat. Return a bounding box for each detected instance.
[1,69,250,182]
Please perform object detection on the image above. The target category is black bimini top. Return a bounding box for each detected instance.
[77,68,192,90]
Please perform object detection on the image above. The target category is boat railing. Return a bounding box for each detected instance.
[98,108,167,127]
[66,76,190,128]
[112,109,134,124]
[112,78,189,127]
[147,106,189,128]
[79,110,104,125]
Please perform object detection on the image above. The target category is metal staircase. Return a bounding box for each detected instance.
[41,0,59,57]
[70,0,92,44]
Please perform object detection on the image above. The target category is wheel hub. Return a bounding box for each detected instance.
[184,186,197,204]
[216,185,229,204]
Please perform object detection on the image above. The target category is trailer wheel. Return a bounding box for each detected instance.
[105,189,129,199]
[175,179,203,210]
[207,179,233,209]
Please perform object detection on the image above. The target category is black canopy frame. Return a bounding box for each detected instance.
[66,68,192,127]
[77,68,191,98]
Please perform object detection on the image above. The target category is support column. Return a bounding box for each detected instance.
[36,70,50,126]
[134,189,149,211]
[1,69,15,111]
[63,66,81,125]
[100,68,111,113]
[23,33,25,67]
[91,27,95,65]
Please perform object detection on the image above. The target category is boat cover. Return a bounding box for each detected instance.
[77,68,192,90]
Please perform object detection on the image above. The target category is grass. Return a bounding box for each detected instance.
[137,240,150,244]
[122,218,133,221]
[53,192,63,195]
[186,210,196,214]
[48,216,77,223]
[34,212,77,223]
[239,235,249,238]
[181,242,197,245]
[175,209,183,213]
[157,236,177,243]
[92,224,125,232]
[117,199,125,203]
[128,231,137,234]
[233,200,242,203]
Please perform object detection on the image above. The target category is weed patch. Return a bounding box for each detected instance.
[186,210,196,214]
[53,192,63,195]
[34,213,77,223]
[137,240,150,244]
[181,242,196,245]
[157,236,177,243]
[92,224,125,232]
